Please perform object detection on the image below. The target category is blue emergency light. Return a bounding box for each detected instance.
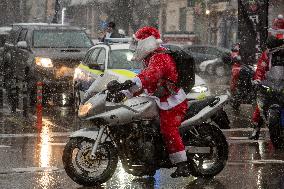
[104,37,132,44]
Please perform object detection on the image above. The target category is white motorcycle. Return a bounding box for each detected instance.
[62,74,229,186]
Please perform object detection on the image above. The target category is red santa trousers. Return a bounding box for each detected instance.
[159,100,188,164]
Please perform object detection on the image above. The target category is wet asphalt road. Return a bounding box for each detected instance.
[1,74,284,189]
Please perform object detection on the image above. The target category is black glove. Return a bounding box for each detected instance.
[266,36,284,49]
[107,91,126,103]
[107,80,122,92]
[121,80,134,90]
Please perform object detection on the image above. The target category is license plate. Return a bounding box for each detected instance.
[281,109,284,127]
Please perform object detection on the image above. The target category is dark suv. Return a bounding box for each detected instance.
[2,23,93,103]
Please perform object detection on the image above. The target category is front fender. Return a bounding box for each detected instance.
[70,128,99,140]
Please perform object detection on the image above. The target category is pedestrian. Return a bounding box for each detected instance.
[122,26,192,177]
[101,22,123,42]
[249,14,284,140]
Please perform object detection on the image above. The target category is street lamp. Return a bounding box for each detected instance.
[205,9,210,44]
[61,7,66,25]
[205,9,210,15]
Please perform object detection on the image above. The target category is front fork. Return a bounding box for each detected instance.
[91,126,106,157]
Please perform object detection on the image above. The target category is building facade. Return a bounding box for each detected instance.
[0,0,57,26]
[159,0,238,48]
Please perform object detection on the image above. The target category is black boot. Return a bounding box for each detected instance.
[170,161,192,178]
[249,127,260,140]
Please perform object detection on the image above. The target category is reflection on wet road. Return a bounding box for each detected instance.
[1,75,284,189]
[1,114,284,189]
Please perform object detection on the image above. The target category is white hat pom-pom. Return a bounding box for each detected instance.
[278,14,283,19]
[156,38,163,43]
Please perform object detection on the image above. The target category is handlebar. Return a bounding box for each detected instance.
[107,80,135,92]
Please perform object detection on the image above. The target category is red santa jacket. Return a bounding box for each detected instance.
[132,47,187,110]
[254,50,270,81]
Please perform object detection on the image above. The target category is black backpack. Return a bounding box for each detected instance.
[161,49,195,93]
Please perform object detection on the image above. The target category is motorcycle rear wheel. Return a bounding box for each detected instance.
[62,138,118,186]
[268,109,284,149]
[183,124,228,178]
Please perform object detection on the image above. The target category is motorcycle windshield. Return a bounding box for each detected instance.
[90,72,119,93]
[262,66,284,90]
[85,92,107,117]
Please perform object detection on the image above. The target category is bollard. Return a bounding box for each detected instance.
[14,80,28,118]
[9,77,18,113]
[0,74,3,110]
[22,80,28,117]
[36,82,43,129]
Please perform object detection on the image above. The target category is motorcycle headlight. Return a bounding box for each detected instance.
[35,57,53,68]
[191,85,208,93]
[78,103,93,117]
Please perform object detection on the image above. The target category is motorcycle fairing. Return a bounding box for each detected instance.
[185,97,217,119]
[180,95,229,127]
[261,66,284,91]
[85,94,159,126]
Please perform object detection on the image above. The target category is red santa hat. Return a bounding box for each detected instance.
[272,14,284,30]
[133,26,163,43]
[269,14,284,39]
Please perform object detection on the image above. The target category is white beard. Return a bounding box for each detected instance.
[132,36,160,61]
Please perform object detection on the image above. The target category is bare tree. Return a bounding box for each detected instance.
[107,0,160,35]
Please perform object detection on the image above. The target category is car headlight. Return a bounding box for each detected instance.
[74,67,83,80]
[35,57,53,68]
[191,85,208,93]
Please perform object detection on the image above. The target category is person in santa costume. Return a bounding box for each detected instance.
[249,14,284,140]
[122,26,191,177]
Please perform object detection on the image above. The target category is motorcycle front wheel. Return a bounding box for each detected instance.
[62,138,118,186]
[183,124,228,178]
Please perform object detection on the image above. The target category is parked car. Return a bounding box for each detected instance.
[74,40,211,110]
[182,45,231,76]
[2,23,93,104]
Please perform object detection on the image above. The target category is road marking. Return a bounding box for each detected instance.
[229,137,251,140]
[48,142,66,146]
[0,145,11,148]
[0,132,71,138]
[222,128,269,132]
[227,139,267,144]
[228,136,269,140]
[229,159,284,165]
[12,167,59,173]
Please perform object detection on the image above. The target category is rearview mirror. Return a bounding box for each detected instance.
[17,41,28,49]
[88,63,104,70]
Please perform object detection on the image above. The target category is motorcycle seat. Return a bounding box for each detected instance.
[185,97,217,119]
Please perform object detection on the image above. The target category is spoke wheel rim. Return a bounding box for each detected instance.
[72,141,110,177]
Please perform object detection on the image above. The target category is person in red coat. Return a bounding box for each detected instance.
[249,14,284,139]
[230,43,241,94]
[124,26,190,177]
